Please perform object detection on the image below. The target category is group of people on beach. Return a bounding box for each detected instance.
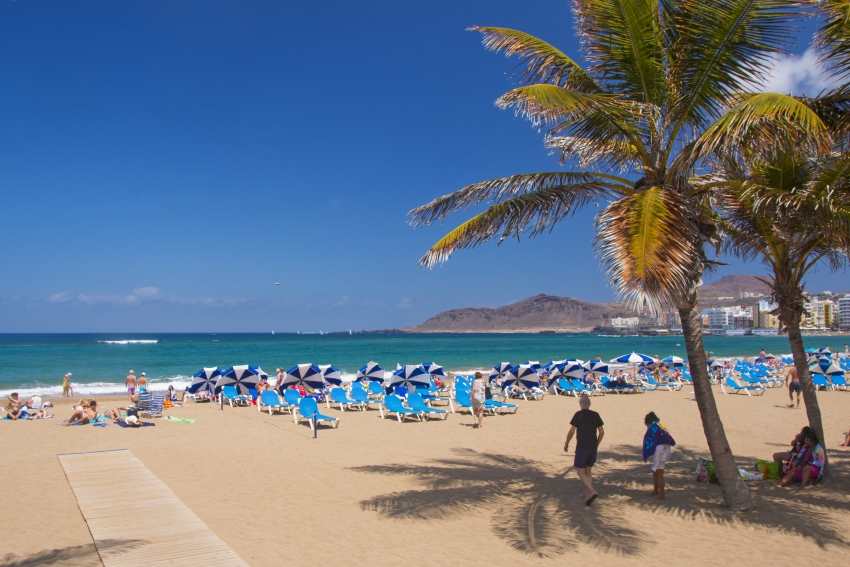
[3,392,53,420]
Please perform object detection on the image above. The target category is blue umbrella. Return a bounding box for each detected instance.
[189,367,221,394]
[355,361,384,383]
[421,362,446,377]
[524,361,542,372]
[216,365,262,395]
[278,364,324,392]
[611,352,654,364]
[810,359,842,375]
[388,365,431,392]
[318,365,342,386]
[489,362,514,382]
[509,365,541,389]
[662,356,685,366]
[558,362,585,380]
[582,360,609,375]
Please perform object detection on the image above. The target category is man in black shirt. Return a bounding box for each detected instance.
[564,396,604,505]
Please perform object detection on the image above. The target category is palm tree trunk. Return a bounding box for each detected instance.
[785,316,831,481]
[679,301,754,511]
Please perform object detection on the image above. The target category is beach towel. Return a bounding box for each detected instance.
[643,421,676,461]
[115,421,155,428]
[163,416,197,423]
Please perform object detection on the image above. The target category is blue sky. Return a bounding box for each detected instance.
[0,0,845,332]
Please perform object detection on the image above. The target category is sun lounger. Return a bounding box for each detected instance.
[383,394,424,422]
[140,395,165,418]
[221,385,251,407]
[812,375,833,391]
[134,391,153,412]
[645,376,683,391]
[258,390,290,415]
[415,386,452,406]
[367,381,385,399]
[350,386,385,412]
[297,397,338,430]
[830,375,848,391]
[454,389,498,415]
[283,389,304,421]
[554,378,577,396]
[407,393,447,420]
[569,379,599,396]
[721,378,765,396]
[329,387,364,411]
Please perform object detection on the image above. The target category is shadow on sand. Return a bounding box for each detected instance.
[351,446,850,558]
[0,538,146,567]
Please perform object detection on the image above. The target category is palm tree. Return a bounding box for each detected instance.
[712,149,850,480]
[408,1,828,510]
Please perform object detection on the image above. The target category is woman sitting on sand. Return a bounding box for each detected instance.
[780,430,824,489]
[62,400,98,426]
[773,426,811,474]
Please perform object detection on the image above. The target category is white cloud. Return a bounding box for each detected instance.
[132,286,160,297]
[757,49,838,96]
[395,297,412,309]
[48,292,74,303]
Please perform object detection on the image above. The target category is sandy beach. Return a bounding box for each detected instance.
[2,384,849,567]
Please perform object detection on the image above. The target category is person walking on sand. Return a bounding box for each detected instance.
[470,371,487,429]
[642,412,676,500]
[138,373,148,392]
[786,365,802,408]
[564,396,604,505]
[126,370,137,402]
[63,373,74,397]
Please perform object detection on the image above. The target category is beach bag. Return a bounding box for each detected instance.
[756,459,780,480]
[485,386,492,400]
[695,458,718,484]
[163,399,174,409]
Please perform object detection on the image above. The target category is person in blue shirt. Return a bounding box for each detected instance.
[643,411,676,500]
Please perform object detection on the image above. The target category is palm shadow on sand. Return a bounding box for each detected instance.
[352,446,850,558]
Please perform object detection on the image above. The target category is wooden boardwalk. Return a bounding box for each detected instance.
[58,449,248,567]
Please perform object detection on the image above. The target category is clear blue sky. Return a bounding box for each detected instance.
[0,1,844,332]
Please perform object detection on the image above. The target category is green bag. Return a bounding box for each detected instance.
[756,459,780,480]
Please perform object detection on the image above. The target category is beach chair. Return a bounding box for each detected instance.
[407,393,447,420]
[830,374,848,391]
[134,391,154,412]
[454,389,498,415]
[416,386,452,406]
[383,394,424,422]
[258,390,290,415]
[297,397,338,431]
[721,378,765,396]
[350,386,385,412]
[329,387,364,411]
[221,385,251,407]
[569,379,597,396]
[366,381,385,399]
[283,389,304,421]
[554,378,577,396]
[141,395,165,418]
[484,397,518,414]
[645,376,682,392]
[812,375,833,391]
[248,388,259,401]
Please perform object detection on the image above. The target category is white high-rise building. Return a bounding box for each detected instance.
[839,295,850,331]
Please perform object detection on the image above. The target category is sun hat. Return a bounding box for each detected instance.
[141,372,145,376]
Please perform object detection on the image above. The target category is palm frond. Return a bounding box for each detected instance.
[545,135,642,171]
[469,26,600,92]
[572,0,666,104]
[418,186,611,267]
[816,0,850,80]
[691,92,830,163]
[408,172,628,228]
[595,188,704,312]
[667,0,798,131]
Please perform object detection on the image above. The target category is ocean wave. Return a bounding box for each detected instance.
[0,375,193,398]
[98,340,159,344]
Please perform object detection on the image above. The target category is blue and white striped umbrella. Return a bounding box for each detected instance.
[810,359,843,375]
[216,365,262,395]
[189,367,221,394]
[356,361,385,383]
[661,356,685,366]
[509,364,541,389]
[582,360,609,375]
[388,365,431,391]
[489,362,514,382]
[611,352,654,364]
[421,362,446,377]
[279,364,324,392]
[318,365,342,386]
[524,361,542,372]
[557,362,585,380]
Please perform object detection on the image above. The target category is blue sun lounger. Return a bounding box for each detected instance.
[329,387,364,411]
[350,384,384,410]
[812,375,833,391]
[454,389,498,415]
[258,390,290,415]
[721,377,765,396]
[830,374,847,390]
[367,381,385,399]
[298,397,338,430]
[383,394,424,422]
[407,393,447,420]
[554,378,577,396]
[221,385,251,407]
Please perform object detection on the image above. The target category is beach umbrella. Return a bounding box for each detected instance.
[256,367,269,382]
[355,361,384,383]
[489,362,514,382]
[421,362,446,377]
[388,365,431,392]
[582,360,609,375]
[557,362,586,380]
[508,364,541,389]
[189,367,221,394]
[216,365,262,395]
[805,348,818,354]
[611,352,654,364]
[278,364,324,392]
[524,361,542,372]
[318,365,342,386]
[810,359,843,375]
[661,356,685,366]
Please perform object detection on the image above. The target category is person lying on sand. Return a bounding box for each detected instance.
[62,400,98,426]
[5,393,25,420]
[840,430,850,447]
[22,394,52,419]
[779,430,824,489]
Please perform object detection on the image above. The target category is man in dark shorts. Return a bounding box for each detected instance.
[787,366,802,408]
[564,396,605,505]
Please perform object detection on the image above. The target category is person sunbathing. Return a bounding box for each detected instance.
[840,429,850,447]
[62,400,98,426]
[779,430,825,489]
[5,393,25,420]
[22,394,52,419]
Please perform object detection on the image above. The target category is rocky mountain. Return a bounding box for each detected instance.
[405,294,633,333]
[698,274,772,307]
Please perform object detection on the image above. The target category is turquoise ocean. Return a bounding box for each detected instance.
[0,332,844,398]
